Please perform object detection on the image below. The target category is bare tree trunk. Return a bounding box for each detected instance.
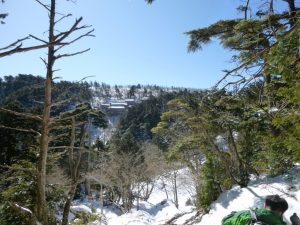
[269,0,274,13]
[100,182,104,224]
[36,1,56,224]
[283,0,296,26]
[173,171,178,209]
[136,183,140,211]
[244,0,250,20]
[162,180,169,200]
[143,182,154,200]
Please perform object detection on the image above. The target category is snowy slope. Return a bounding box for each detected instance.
[70,166,300,225]
[199,166,300,225]
[105,168,196,225]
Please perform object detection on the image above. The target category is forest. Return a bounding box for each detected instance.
[0,0,299,224]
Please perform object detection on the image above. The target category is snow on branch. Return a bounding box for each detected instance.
[9,202,40,225]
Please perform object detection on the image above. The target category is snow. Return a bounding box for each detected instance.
[70,205,92,214]
[14,203,34,214]
[199,166,300,225]
[69,166,300,225]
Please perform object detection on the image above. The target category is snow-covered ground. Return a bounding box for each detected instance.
[200,167,300,225]
[70,166,300,225]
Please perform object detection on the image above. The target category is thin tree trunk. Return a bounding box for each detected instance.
[244,0,250,20]
[173,171,178,209]
[227,127,247,187]
[100,151,104,218]
[61,122,87,225]
[36,1,56,224]
[283,0,296,26]
[85,120,92,197]
[61,116,76,225]
[100,182,104,225]
[162,180,169,200]
[202,125,239,184]
[69,117,76,181]
[61,182,78,225]
[227,128,242,170]
[137,183,140,211]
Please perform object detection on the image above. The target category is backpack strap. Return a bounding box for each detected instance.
[249,208,258,223]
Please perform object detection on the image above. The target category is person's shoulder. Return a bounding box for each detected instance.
[255,208,270,214]
[226,210,251,217]
[255,208,286,225]
[221,210,251,225]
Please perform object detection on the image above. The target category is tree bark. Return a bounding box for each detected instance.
[173,171,179,209]
[36,1,56,224]
[61,182,78,225]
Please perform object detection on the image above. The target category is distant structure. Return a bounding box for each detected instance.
[100,99,135,115]
[89,83,202,142]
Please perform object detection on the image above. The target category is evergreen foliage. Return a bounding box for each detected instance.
[0,0,299,222]
[0,74,95,224]
[0,161,36,225]
[147,0,299,209]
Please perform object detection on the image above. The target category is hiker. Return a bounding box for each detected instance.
[221,195,288,225]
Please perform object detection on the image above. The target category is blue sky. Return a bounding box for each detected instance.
[0,0,288,88]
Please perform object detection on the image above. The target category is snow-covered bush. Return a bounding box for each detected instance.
[73,211,107,225]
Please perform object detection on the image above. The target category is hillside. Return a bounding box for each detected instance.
[69,166,300,225]
[89,83,199,142]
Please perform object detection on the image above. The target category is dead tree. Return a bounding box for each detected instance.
[0,0,94,224]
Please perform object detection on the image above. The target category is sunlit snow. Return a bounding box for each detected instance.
[70,166,300,225]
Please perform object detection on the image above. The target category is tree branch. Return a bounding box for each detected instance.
[54,28,94,53]
[0,108,42,121]
[54,17,83,42]
[40,57,48,67]
[0,164,36,173]
[9,202,39,225]
[34,0,51,12]
[0,5,88,59]
[55,13,72,24]
[51,99,72,108]
[29,35,48,44]
[0,36,30,51]
[0,125,41,136]
[215,14,299,89]
[55,48,90,60]
[48,146,86,150]
[214,47,270,88]
[0,41,65,58]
